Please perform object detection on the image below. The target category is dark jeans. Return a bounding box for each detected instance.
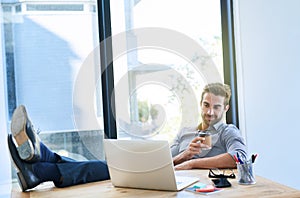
[40,142,110,187]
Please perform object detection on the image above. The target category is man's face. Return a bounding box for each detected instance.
[201,93,229,127]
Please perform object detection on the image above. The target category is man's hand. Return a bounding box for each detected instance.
[182,136,209,159]
[173,136,209,165]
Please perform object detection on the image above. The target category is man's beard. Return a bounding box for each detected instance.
[202,114,223,126]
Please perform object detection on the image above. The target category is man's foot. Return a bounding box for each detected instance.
[7,134,41,191]
[11,105,40,162]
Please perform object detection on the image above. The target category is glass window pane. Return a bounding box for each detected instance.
[110,0,224,142]
[1,0,104,165]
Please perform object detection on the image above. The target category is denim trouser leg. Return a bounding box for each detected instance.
[39,141,110,187]
[54,159,110,188]
[40,141,60,163]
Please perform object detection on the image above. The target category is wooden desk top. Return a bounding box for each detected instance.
[6,169,300,198]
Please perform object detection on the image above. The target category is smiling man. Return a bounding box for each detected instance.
[171,82,247,170]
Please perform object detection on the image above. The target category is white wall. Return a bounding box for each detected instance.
[234,0,300,190]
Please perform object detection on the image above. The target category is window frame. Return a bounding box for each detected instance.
[220,0,239,127]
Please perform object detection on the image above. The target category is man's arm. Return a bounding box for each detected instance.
[174,153,236,170]
[173,136,207,166]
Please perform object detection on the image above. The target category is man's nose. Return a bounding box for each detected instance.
[207,108,214,115]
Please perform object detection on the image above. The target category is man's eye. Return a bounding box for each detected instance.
[214,106,222,110]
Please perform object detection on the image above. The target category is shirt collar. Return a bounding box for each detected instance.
[209,119,224,131]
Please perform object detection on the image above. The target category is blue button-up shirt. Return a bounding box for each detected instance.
[170,120,247,159]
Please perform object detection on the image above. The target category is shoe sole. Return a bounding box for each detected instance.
[11,105,35,161]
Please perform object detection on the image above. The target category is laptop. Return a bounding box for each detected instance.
[103,139,199,191]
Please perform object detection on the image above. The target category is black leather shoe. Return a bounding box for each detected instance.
[11,105,40,162]
[7,134,41,191]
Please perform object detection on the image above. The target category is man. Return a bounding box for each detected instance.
[171,82,247,170]
[7,82,246,191]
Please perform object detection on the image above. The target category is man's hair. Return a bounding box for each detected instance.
[200,83,231,106]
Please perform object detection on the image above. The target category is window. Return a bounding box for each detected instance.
[1,0,104,162]
[109,0,225,142]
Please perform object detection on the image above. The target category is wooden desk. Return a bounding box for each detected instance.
[6,169,300,198]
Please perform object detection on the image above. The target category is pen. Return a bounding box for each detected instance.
[236,152,244,164]
[233,155,240,164]
[251,154,258,163]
